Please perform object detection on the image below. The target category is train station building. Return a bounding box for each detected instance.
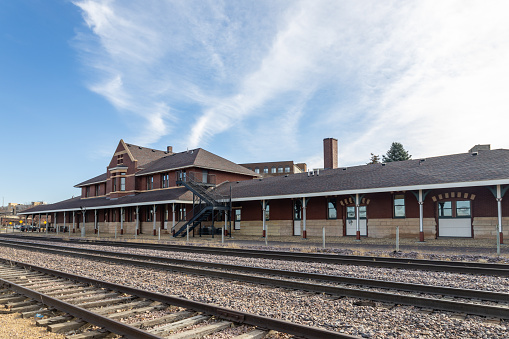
[20,139,509,243]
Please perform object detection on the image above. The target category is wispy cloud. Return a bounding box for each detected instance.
[72,0,509,166]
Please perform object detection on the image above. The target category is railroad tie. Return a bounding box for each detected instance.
[130,310,195,328]
[0,295,26,304]
[78,296,134,309]
[232,329,268,339]
[36,314,74,326]
[168,321,232,339]
[47,319,87,333]
[149,314,210,336]
[66,329,111,339]
[92,299,151,314]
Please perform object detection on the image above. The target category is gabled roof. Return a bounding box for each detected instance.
[125,142,169,167]
[75,173,107,187]
[217,149,509,200]
[136,148,258,177]
[20,187,193,214]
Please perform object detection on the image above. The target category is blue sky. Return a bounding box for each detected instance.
[1,0,509,205]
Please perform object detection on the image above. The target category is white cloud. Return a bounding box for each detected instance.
[72,0,509,167]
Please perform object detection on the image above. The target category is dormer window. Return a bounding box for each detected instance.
[86,186,90,197]
[95,184,100,196]
[146,175,154,190]
[162,173,169,188]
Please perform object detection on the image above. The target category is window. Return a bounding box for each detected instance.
[112,177,117,192]
[95,184,100,196]
[293,200,302,220]
[285,166,290,173]
[176,204,186,221]
[393,194,405,218]
[264,203,270,221]
[456,200,471,217]
[146,176,153,190]
[346,206,367,219]
[117,154,123,165]
[120,177,126,191]
[162,173,169,188]
[327,198,337,219]
[263,167,268,174]
[278,166,283,173]
[176,170,186,185]
[86,186,90,197]
[271,166,276,173]
[438,201,453,217]
[254,167,260,174]
[235,209,241,221]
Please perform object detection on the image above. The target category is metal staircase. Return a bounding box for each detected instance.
[173,171,230,237]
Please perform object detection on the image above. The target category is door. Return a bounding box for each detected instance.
[345,206,367,236]
[438,200,472,237]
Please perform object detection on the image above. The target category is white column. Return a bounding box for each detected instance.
[302,197,307,239]
[63,211,66,234]
[262,200,266,238]
[135,206,139,236]
[120,207,124,235]
[94,210,97,234]
[153,204,156,236]
[72,211,75,233]
[82,211,86,237]
[419,189,424,242]
[355,194,360,240]
[54,212,57,234]
[497,185,503,244]
[38,214,41,229]
[46,213,48,234]
[172,203,176,235]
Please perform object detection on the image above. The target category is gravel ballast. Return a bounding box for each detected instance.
[0,244,508,338]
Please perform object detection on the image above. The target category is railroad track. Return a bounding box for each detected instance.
[2,234,508,276]
[1,238,509,321]
[0,258,351,339]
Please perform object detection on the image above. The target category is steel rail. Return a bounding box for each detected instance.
[0,258,357,339]
[3,234,508,274]
[0,277,163,338]
[1,240,509,320]
[0,239,507,303]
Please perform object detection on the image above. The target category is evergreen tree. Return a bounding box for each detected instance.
[382,142,411,163]
[367,153,380,164]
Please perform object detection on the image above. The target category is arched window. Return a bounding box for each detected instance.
[284,166,291,173]
[263,167,268,173]
[271,166,276,173]
[254,167,260,173]
[278,166,283,173]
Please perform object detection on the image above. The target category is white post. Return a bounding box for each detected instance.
[262,200,266,238]
[63,211,66,236]
[135,206,139,239]
[120,207,124,235]
[46,213,48,234]
[172,203,175,235]
[54,212,57,234]
[153,204,156,236]
[355,194,360,241]
[81,211,85,237]
[72,211,75,235]
[94,210,97,235]
[302,197,307,239]
[396,225,400,252]
[115,223,117,239]
[38,214,41,230]
[222,210,226,244]
[186,223,189,242]
[497,185,502,255]
[158,226,161,241]
[322,226,325,249]
[418,189,424,242]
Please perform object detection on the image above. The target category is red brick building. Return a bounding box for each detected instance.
[21,139,509,242]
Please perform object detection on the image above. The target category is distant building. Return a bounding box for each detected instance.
[240,161,307,177]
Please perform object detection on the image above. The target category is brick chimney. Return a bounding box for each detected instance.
[167,146,173,153]
[323,138,338,169]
